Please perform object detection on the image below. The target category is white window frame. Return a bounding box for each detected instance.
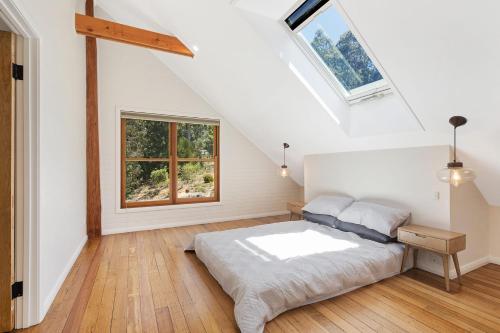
[282,0,392,104]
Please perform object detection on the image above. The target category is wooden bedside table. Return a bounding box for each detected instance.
[287,201,305,220]
[398,224,466,292]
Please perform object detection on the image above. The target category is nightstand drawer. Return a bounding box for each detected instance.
[398,230,447,252]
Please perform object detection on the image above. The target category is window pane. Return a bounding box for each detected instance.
[177,162,215,199]
[177,123,215,158]
[126,119,169,158]
[125,162,170,202]
[298,5,384,92]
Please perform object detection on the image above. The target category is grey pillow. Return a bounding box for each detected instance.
[335,219,396,244]
[302,195,354,217]
[336,201,410,238]
[304,211,396,243]
[303,211,337,228]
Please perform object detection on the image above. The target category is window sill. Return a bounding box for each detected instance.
[116,201,223,214]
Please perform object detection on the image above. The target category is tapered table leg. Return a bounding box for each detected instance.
[401,244,410,273]
[452,253,462,285]
[413,248,418,268]
[443,254,450,292]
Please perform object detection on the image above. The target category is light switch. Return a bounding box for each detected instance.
[434,192,440,200]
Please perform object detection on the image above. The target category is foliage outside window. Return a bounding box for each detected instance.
[121,116,219,208]
[286,0,389,101]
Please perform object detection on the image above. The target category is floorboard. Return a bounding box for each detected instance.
[17,215,500,332]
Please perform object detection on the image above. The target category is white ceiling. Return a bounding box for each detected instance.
[0,13,11,31]
[96,0,500,205]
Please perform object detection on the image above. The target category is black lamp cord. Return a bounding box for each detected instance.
[453,126,457,163]
[283,145,286,166]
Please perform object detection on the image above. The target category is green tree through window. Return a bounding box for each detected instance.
[176,123,216,199]
[297,3,384,94]
[121,116,219,208]
[310,30,382,91]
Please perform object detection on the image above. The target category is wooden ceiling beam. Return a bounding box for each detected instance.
[75,13,194,57]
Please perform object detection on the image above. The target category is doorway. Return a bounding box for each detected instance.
[0,2,40,329]
[0,29,18,332]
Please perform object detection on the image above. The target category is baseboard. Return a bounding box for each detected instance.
[489,256,500,265]
[416,261,445,277]
[102,210,290,235]
[453,256,491,278]
[41,235,88,319]
[416,255,491,279]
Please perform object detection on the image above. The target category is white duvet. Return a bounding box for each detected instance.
[194,221,405,333]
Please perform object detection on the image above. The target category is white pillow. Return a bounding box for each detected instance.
[337,201,410,237]
[302,195,354,217]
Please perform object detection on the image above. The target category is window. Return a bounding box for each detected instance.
[285,0,390,102]
[121,113,219,208]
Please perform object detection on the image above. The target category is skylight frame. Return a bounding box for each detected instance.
[283,0,392,104]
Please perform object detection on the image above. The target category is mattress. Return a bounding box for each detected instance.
[194,220,406,333]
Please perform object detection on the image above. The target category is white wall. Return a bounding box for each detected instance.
[14,0,88,320]
[490,206,500,261]
[305,146,451,228]
[97,36,301,234]
[450,182,490,269]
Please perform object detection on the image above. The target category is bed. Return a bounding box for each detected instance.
[193,220,406,333]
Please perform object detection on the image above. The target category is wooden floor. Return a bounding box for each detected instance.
[18,215,500,333]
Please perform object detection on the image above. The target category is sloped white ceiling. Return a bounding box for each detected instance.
[95,0,500,205]
[0,15,11,31]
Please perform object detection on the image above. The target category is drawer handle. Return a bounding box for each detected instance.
[414,233,427,239]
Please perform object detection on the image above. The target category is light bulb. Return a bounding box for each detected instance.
[452,169,462,181]
[281,166,288,178]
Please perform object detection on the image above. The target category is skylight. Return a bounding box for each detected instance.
[285,0,390,102]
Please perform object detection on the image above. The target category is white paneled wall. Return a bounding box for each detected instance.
[97,36,301,234]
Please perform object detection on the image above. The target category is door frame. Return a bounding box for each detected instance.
[0,0,40,328]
